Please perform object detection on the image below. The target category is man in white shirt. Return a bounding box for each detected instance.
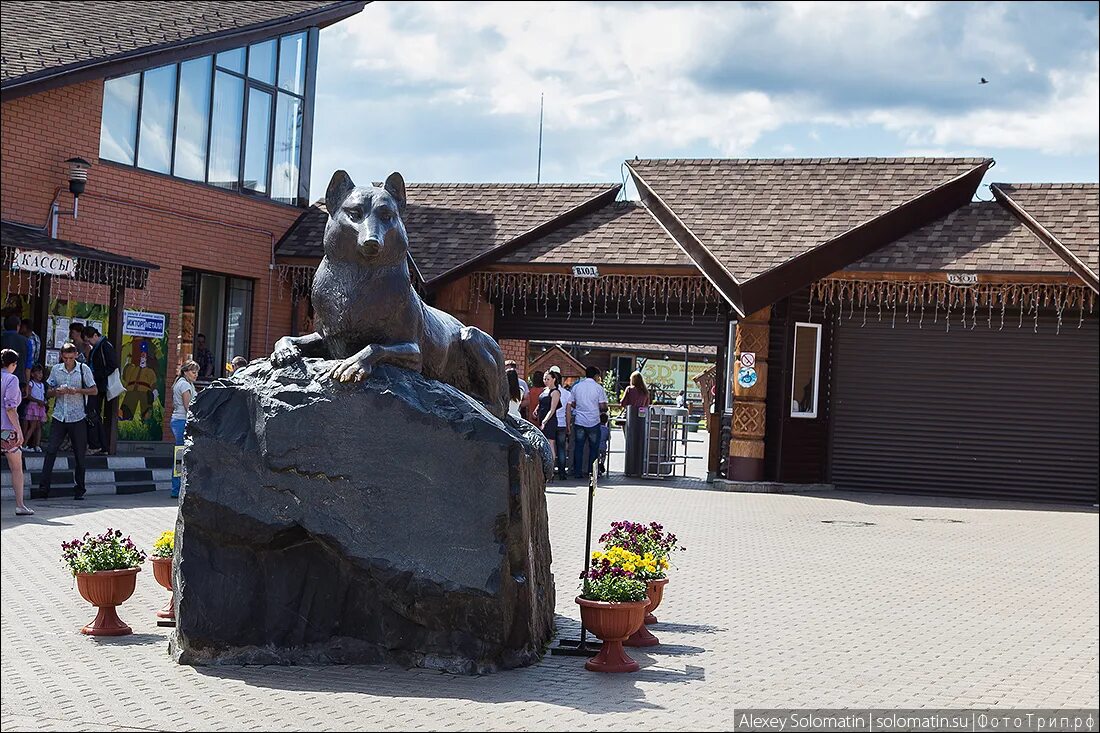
[568,366,609,479]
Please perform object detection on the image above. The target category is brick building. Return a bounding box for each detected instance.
[1,1,366,448]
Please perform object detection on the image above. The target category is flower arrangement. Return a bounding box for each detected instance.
[61,529,146,576]
[580,546,649,603]
[599,521,684,579]
[152,530,174,559]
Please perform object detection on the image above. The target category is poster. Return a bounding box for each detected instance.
[117,312,170,442]
[639,360,712,403]
[47,299,108,350]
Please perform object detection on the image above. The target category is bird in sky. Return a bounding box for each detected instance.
[980,77,989,84]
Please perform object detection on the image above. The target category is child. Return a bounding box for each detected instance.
[597,412,611,476]
[21,364,47,453]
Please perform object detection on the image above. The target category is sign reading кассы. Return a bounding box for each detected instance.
[12,249,77,277]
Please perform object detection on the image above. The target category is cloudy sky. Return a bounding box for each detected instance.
[309,1,1099,198]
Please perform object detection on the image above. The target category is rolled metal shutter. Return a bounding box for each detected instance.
[831,315,1099,504]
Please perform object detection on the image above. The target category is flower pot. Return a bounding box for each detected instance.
[150,557,174,621]
[625,578,669,647]
[575,596,648,672]
[74,567,141,636]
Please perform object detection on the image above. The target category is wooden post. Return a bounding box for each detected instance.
[728,307,770,481]
[33,274,51,366]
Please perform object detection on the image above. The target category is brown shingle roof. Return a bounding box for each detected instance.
[847,201,1072,274]
[993,183,1099,276]
[498,201,693,267]
[274,183,619,282]
[629,157,991,282]
[2,1,363,87]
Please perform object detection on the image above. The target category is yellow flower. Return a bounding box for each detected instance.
[623,563,635,572]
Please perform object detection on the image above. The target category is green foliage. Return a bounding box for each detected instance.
[583,574,648,603]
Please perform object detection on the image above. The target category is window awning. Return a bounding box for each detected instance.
[1,220,157,289]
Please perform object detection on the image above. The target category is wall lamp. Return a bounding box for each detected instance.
[48,157,92,237]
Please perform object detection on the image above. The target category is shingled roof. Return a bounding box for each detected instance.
[497,200,694,268]
[274,183,621,284]
[1,1,365,98]
[990,183,1099,291]
[848,201,1072,274]
[627,157,992,315]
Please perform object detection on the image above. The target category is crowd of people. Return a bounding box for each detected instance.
[503,360,652,481]
[3,313,252,516]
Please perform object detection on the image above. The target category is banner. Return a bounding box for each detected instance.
[117,313,169,442]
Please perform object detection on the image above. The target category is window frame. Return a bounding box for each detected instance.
[790,321,822,419]
[98,31,313,206]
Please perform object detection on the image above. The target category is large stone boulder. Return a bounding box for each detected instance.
[169,359,555,673]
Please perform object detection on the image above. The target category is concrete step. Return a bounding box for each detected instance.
[1,453,175,499]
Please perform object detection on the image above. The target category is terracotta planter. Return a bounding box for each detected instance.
[150,557,174,621]
[575,596,648,672]
[625,578,669,647]
[74,567,141,636]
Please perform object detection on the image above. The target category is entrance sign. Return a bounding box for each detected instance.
[123,310,166,339]
[946,273,978,285]
[740,352,756,368]
[572,265,599,278]
[12,249,77,277]
[737,366,758,388]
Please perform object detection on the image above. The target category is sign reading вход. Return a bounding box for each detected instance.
[12,249,77,277]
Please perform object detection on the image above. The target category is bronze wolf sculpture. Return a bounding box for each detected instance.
[271,170,509,417]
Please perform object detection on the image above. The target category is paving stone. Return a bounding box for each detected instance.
[2,482,1097,730]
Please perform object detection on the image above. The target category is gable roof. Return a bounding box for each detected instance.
[1,1,366,100]
[527,345,586,378]
[497,200,693,268]
[989,183,1099,292]
[847,201,1073,274]
[274,183,621,285]
[628,157,992,316]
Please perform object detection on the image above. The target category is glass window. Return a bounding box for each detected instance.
[243,88,272,193]
[278,33,307,94]
[216,47,245,73]
[100,74,140,165]
[225,278,253,366]
[271,93,302,203]
[208,71,244,190]
[136,64,177,174]
[173,56,212,181]
[247,40,276,84]
[791,322,822,418]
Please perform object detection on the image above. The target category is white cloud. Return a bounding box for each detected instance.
[315,1,1099,186]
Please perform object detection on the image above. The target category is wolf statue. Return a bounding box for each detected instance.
[271,170,510,418]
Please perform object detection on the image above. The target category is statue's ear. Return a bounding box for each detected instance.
[326,170,355,216]
[384,172,406,217]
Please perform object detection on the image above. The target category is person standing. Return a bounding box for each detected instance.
[2,349,33,515]
[170,361,199,498]
[506,370,524,421]
[568,366,609,479]
[68,322,90,363]
[504,360,528,400]
[38,343,97,500]
[193,334,215,378]
[20,364,47,452]
[19,319,40,368]
[524,370,544,425]
[548,366,572,479]
[536,371,563,479]
[83,325,118,455]
[1,315,29,389]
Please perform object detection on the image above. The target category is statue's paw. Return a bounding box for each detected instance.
[330,356,372,383]
[271,345,301,367]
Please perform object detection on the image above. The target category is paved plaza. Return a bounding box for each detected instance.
[1,477,1097,731]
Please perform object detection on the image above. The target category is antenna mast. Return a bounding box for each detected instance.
[537,92,544,183]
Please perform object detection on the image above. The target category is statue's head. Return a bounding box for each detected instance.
[323,170,408,265]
